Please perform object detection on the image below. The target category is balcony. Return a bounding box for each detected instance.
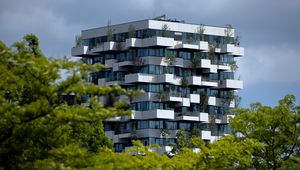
[216,98,235,108]
[200,130,212,140]
[188,76,202,86]
[218,65,231,71]
[175,112,208,122]
[199,59,211,68]
[157,74,181,85]
[221,114,235,124]
[201,80,218,87]
[131,109,174,120]
[125,38,142,48]
[125,73,182,85]
[174,41,208,51]
[151,146,173,154]
[125,37,175,48]
[91,41,119,52]
[208,96,216,106]
[105,59,117,68]
[112,61,133,72]
[219,79,243,89]
[125,73,155,84]
[71,46,89,56]
[189,94,200,103]
[105,130,115,139]
[143,37,175,47]
[132,92,159,103]
[221,44,244,56]
[136,129,177,138]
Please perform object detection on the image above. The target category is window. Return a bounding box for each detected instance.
[149,120,163,129]
[179,122,191,130]
[166,122,177,130]
[137,121,149,129]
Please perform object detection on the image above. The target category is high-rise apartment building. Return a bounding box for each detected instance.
[72,16,244,153]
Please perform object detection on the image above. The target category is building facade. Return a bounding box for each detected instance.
[72,17,244,153]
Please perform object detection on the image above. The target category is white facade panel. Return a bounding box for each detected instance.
[189,94,200,103]
[71,46,89,56]
[208,96,216,106]
[201,130,212,140]
[131,109,174,120]
[148,20,234,37]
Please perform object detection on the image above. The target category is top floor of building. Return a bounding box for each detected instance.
[75,16,239,48]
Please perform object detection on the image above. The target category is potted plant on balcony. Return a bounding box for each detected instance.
[200,92,208,112]
[197,24,205,41]
[106,20,114,42]
[222,91,235,107]
[209,114,219,136]
[234,35,240,47]
[164,53,176,65]
[75,35,83,47]
[130,57,144,73]
[180,77,189,87]
[116,42,123,51]
[191,127,202,136]
[208,44,217,63]
[190,55,201,76]
[224,24,233,44]
[128,24,136,38]
[156,90,169,102]
[161,24,170,37]
[234,95,242,108]
[228,60,238,72]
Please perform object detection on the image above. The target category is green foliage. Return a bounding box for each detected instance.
[228,60,238,72]
[128,24,136,38]
[106,20,114,41]
[224,24,233,44]
[190,55,201,76]
[164,53,176,65]
[200,92,208,112]
[180,77,189,87]
[161,24,170,37]
[171,129,193,154]
[230,94,300,169]
[194,136,263,170]
[208,44,216,61]
[197,24,205,41]
[155,90,169,102]
[0,35,131,169]
[75,35,83,47]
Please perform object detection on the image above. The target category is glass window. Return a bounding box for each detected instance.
[179,122,191,130]
[166,122,177,130]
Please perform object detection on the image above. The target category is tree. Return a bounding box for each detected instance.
[171,129,192,154]
[161,24,170,37]
[180,77,189,87]
[208,44,217,62]
[230,94,300,170]
[128,24,136,38]
[190,55,201,76]
[192,136,263,170]
[0,35,133,169]
[224,24,233,44]
[228,60,238,72]
[197,24,205,41]
[106,20,114,41]
[164,52,176,65]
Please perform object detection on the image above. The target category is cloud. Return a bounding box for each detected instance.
[237,43,300,86]
[0,0,83,57]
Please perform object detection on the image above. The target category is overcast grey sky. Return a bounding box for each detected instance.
[0,0,299,107]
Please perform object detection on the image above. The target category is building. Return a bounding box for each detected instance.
[71,16,244,153]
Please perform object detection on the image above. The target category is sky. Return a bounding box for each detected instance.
[0,0,299,108]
